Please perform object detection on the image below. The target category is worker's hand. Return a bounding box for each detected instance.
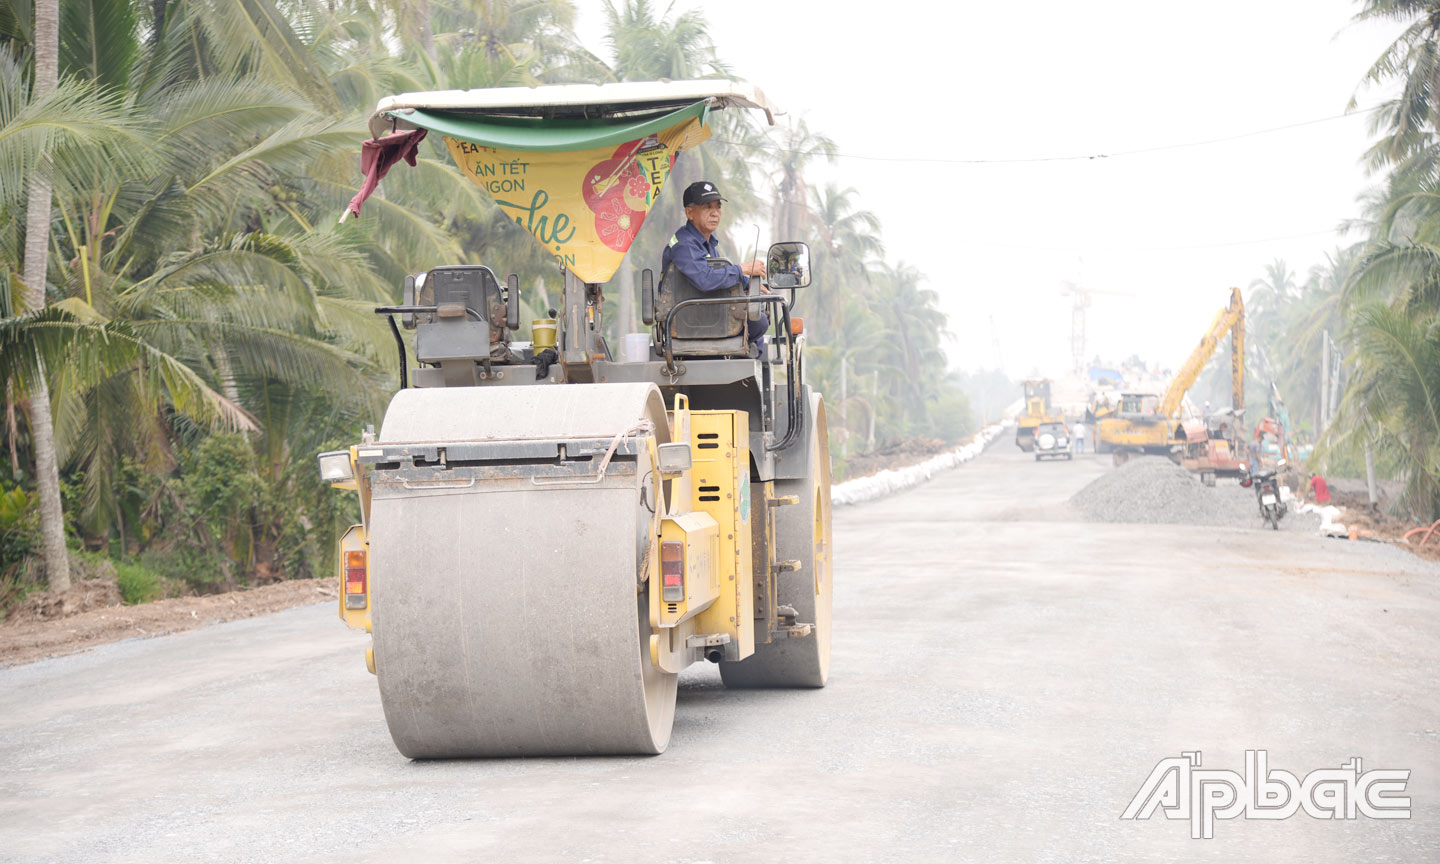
[741,259,766,278]
[757,283,773,294]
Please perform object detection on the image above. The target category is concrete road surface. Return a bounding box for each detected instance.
[3,444,1438,863]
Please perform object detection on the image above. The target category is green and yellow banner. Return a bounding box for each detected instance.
[413,104,710,283]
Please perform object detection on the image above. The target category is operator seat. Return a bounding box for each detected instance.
[413,265,515,386]
[653,262,753,359]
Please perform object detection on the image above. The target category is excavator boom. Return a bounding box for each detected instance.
[1158,287,1244,419]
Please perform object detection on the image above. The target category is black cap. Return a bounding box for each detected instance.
[683,181,725,207]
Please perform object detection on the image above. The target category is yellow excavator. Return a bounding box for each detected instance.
[1096,288,1245,465]
[1015,379,1065,451]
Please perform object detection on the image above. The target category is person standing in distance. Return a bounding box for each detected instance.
[661,181,769,344]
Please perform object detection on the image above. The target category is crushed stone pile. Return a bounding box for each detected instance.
[1069,457,1320,531]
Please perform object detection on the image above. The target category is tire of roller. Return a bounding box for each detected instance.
[719,393,833,688]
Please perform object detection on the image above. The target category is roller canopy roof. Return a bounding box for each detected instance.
[381,101,710,153]
[348,80,778,282]
[369,79,778,143]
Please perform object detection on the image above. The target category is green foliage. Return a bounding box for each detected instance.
[140,544,233,595]
[929,382,977,445]
[0,481,36,579]
[114,559,162,605]
[1331,301,1440,517]
[182,434,264,541]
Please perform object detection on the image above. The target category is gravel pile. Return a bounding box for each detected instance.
[1069,456,1319,531]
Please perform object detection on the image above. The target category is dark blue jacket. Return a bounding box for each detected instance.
[660,222,745,292]
[660,221,769,344]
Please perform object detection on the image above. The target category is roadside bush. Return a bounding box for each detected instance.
[0,484,38,578]
[140,544,233,595]
[115,560,164,605]
[182,434,265,547]
[0,485,39,619]
[929,386,977,445]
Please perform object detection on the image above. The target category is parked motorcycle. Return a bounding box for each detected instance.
[1241,460,1288,529]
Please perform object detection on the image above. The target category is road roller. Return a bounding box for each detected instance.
[317,81,832,757]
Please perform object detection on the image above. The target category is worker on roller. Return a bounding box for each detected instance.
[661,180,770,345]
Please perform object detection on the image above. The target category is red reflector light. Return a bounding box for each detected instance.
[344,550,367,594]
[661,541,684,602]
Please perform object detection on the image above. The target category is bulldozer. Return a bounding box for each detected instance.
[1095,287,1245,466]
[316,81,832,758]
[1015,378,1064,451]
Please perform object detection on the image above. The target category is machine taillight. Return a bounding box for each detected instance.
[345,549,367,610]
[661,541,684,602]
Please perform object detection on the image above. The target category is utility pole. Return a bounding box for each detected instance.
[1320,330,1331,432]
[867,371,878,452]
[1364,442,1379,509]
[1329,344,1343,427]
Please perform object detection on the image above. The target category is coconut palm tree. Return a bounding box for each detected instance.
[442,0,611,84]
[803,183,882,342]
[20,0,64,588]
[15,0,61,316]
[1331,300,1440,516]
[765,118,835,248]
[866,261,948,433]
[1351,0,1440,170]
[603,0,727,82]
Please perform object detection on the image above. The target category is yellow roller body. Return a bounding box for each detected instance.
[719,393,832,688]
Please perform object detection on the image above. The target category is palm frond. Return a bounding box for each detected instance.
[59,0,140,90]
[0,307,257,433]
[0,48,152,206]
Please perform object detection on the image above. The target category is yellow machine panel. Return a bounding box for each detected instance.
[1096,416,1170,448]
[656,511,720,627]
[689,410,755,661]
[337,523,371,633]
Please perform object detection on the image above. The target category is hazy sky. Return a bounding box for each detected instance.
[574,0,1404,380]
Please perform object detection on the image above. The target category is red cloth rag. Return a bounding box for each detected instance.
[344,128,428,220]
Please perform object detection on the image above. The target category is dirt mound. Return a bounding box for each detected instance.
[8,577,123,622]
[1069,456,1318,530]
[842,437,959,481]
[0,578,334,668]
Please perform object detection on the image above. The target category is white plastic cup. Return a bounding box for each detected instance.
[623,332,651,363]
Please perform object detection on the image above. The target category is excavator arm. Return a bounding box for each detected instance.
[1158,287,1245,419]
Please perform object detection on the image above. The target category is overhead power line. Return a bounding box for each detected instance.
[720,107,1381,166]
[957,227,1346,254]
